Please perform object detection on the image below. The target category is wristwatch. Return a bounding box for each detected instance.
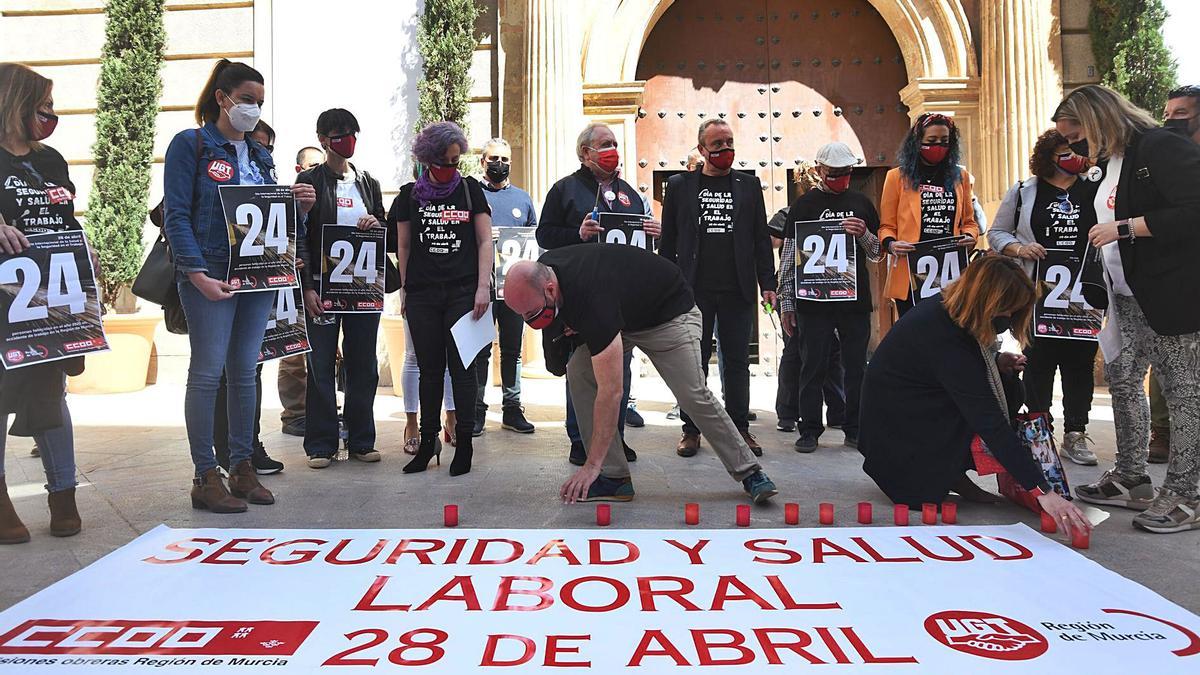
[1117,219,1134,242]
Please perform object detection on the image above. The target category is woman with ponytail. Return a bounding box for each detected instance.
[163,60,315,513]
[878,113,979,316]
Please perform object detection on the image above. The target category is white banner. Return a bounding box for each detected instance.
[0,525,1197,672]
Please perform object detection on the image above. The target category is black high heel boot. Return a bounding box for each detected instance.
[403,434,442,474]
[449,435,473,476]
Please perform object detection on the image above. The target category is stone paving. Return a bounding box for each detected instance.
[2,353,1197,614]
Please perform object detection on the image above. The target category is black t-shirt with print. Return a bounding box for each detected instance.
[918,166,956,240]
[0,146,80,235]
[541,243,695,356]
[695,173,737,293]
[389,177,491,289]
[1030,178,1095,252]
[784,187,880,314]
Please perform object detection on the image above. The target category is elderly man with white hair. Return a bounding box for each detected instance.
[503,245,779,505]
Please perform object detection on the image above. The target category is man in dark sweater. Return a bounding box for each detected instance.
[503,245,778,505]
[660,119,777,458]
[779,142,883,452]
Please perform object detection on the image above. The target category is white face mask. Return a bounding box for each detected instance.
[222,96,261,133]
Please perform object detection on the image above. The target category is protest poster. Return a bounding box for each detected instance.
[909,236,969,300]
[793,219,857,301]
[319,225,384,313]
[0,230,107,369]
[599,212,656,251]
[259,287,310,364]
[494,227,541,300]
[221,185,297,293]
[1034,248,1102,341]
[1,525,1197,673]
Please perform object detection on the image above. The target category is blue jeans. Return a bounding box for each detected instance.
[0,400,76,493]
[305,312,380,457]
[566,349,632,443]
[178,278,275,476]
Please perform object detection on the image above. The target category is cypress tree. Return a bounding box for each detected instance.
[1089,0,1178,112]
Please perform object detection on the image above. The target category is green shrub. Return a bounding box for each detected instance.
[87,0,166,311]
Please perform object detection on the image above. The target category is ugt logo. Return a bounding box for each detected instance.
[924,610,1049,661]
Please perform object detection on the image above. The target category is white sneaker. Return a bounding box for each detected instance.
[1061,431,1098,466]
[307,456,332,469]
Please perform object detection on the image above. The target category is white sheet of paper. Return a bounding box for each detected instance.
[1081,505,1111,526]
[450,304,496,370]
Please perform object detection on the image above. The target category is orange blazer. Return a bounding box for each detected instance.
[878,167,979,301]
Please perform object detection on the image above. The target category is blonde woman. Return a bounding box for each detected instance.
[1053,84,1200,533]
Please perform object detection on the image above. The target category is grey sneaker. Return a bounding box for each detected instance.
[1075,470,1155,510]
[1061,432,1098,466]
[1133,489,1200,534]
[742,471,778,504]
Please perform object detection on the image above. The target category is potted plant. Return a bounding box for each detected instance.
[68,0,167,394]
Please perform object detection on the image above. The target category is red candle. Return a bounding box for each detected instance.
[685,503,700,526]
[1040,511,1057,534]
[443,504,459,528]
[736,504,751,527]
[922,503,938,525]
[819,503,834,525]
[941,502,957,524]
[894,504,910,526]
[596,504,611,527]
[784,503,799,525]
[857,502,872,524]
[1071,528,1090,550]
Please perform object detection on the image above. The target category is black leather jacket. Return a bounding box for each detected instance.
[295,162,395,291]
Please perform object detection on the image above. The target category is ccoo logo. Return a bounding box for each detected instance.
[925,610,1048,661]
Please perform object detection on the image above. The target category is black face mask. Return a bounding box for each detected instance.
[992,316,1012,334]
[1068,138,1089,158]
[486,160,510,183]
[1164,117,1196,135]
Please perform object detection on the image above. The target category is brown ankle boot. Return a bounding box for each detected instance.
[1,477,31,544]
[1148,427,1170,464]
[47,487,81,537]
[228,460,275,505]
[191,468,247,513]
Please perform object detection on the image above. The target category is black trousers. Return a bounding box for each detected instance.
[474,299,524,414]
[776,328,846,425]
[214,365,262,452]
[305,313,380,458]
[682,291,753,434]
[1022,337,1098,433]
[405,282,477,439]
[797,311,869,438]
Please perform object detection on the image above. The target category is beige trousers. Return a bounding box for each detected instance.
[277,354,307,423]
[566,307,761,482]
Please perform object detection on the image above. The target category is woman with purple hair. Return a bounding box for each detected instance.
[387,121,492,476]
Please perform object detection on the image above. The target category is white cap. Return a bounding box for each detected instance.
[813,142,862,168]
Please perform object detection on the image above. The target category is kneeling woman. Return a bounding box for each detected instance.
[859,256,1090,534]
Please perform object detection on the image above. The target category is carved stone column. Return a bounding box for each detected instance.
[978,0,1059,205]
[520,0,584,206]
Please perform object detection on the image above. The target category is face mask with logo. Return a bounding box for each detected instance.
[1068,138,1090,158]
[591,147,620,175]
[1056,153,1087,175]
[29,111,58,142]
[706,148,735,171]
[428,163,459,184]
[919,142,950,165]
[823,173,851,193]
[486,160,510,183]
[222,94,262,133]
[525,292,558,330]
[328,133,356,159]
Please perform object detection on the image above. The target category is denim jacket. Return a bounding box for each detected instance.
[162,122,285,276]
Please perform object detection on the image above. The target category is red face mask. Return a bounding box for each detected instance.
[525,293,558,330]
[592,147,620,174]
[706,148,735,171]
[919,143,950,165]
[329,133,356,159]
[428,164,459,183]
[823,173,852,193]
[29,111,58,142]
[1056,153,1087,175]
